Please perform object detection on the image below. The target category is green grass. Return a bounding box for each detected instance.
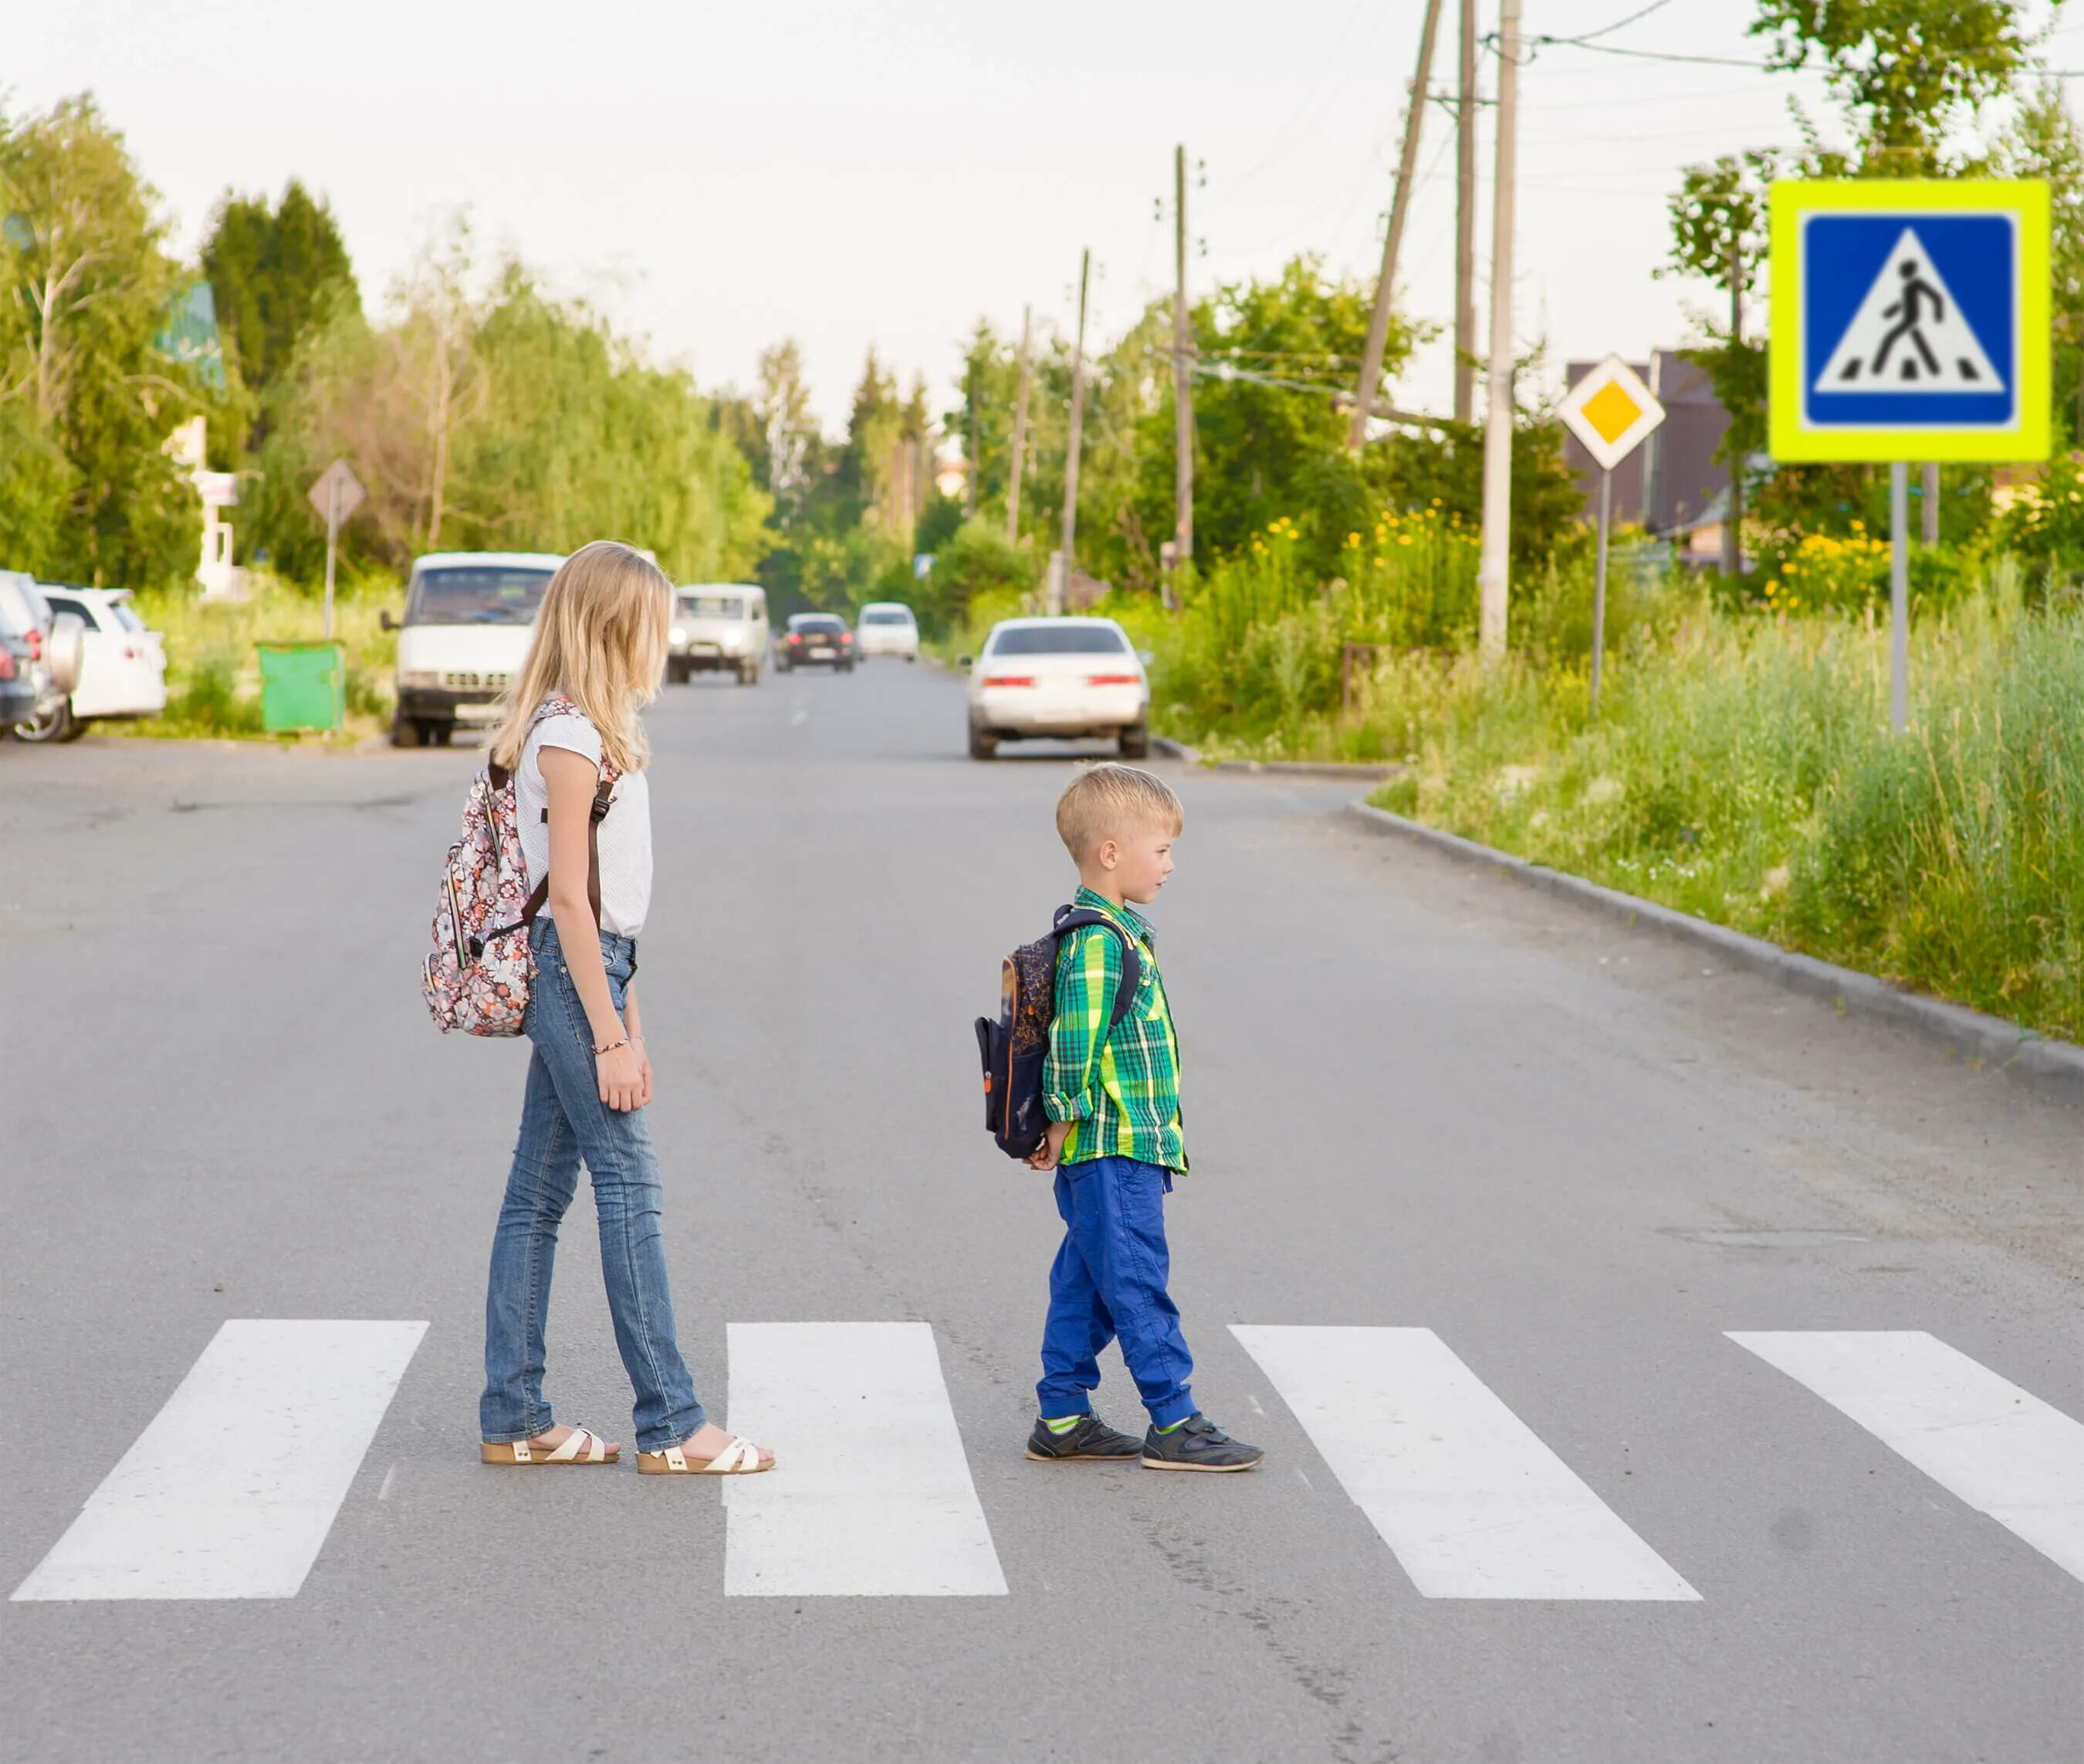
[126,572,399,742]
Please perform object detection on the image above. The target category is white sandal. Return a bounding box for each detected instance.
[480,1425,618,1466]
[637,1434,774,1475]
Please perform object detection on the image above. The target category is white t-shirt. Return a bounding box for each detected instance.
[516,709,653,938]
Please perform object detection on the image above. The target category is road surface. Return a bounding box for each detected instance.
[5,660,2082,1762]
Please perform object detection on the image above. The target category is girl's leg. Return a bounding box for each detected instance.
[526,929,705,1452]
[480,1046,581,1444]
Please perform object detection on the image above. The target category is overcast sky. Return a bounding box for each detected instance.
[20,2,2080,438]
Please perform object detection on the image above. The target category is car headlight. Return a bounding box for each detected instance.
[721,634,743,653]
[670,626,686,644]
[398,669,441,689]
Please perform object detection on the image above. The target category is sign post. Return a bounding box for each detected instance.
[306,460,366,642]
[1770,179,2048,732]
[1558,355,1666,716]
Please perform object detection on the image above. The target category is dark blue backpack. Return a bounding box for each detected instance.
[975,905,1143,1161]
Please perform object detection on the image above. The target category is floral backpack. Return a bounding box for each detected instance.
[421,694,618,1036]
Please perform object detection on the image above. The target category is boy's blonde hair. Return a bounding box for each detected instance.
[490,540,672,776]
[1055,762,1185,862]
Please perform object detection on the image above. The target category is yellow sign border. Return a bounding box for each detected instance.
[1768,179,2049,465]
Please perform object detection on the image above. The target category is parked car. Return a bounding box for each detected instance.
[668,584,767,684]
[855,601,920,661]
[776,612,854,672]
[965,616,1149,761]
[19,587,167,742]
[0,570,83,743]
[0,588,41,736]
[383,551,565,746]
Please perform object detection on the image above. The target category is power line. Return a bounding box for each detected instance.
[1558,0,1679,47]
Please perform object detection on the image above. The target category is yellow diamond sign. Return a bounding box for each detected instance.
[1559,354,1666,472]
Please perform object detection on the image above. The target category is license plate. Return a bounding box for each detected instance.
[809,646,834,657]
[690,644,719,655]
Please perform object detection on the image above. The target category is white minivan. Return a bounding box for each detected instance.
[855,601,920,661]
[384,551,564,746]
[668,583,767,684]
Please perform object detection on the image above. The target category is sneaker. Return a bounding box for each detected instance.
[1025,1413,1145,1462]
[1141,1413,1264,1472]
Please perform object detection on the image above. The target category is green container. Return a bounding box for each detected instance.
[258,641,344,733]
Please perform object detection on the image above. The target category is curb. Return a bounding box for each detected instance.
[1345,799,2084,1107]
[1152,736,1399,783]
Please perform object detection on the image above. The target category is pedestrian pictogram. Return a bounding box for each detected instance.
[1815,229,2001,393]
[1769,180,2048,465]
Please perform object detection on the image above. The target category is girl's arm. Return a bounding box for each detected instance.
[541,743,644,1112]
[622,984,653,1107]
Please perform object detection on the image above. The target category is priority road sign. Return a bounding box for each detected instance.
[1769,180,2049,464]
[1558,355,1667,718]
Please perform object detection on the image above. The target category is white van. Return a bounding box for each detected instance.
[668,583,767,685]
[384,551,564,746]
[856,601,920,661]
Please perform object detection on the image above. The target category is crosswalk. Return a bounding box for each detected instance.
[14,1320,2084,1606]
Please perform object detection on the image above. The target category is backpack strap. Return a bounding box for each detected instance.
[497,696,621,930]
[1052,905,1143,1029]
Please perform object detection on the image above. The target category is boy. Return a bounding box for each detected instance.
[1023,763,1264,1472]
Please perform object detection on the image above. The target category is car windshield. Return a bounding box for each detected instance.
[793,616,844,632]
[861,609,914,625]
[989,624,1129,656]
[681,594,746,620]
[410,566,556,625]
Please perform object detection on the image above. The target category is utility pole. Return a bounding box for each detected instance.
[1453,0,1478,425]
[1725,246,1744,578]
[1350,0,1444,449]
[1007,306,1033,546]
[1477,0,1521,663]
[1056,248,1091,617]
[1174,146,1195,581]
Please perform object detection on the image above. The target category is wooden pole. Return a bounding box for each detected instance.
[1174,145,1195,579]
[1007,306,1033,546]
[1057,249,1091,617]
[1453,0,1478,426]
[1350,0,1444,449]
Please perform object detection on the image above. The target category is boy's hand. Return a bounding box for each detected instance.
[1027,1120,1072,1171]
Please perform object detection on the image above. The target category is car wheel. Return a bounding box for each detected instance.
[431,721,455,746]
[969,722,998,761]
[391,711,422,748]
[13,700,73,743]
[1119,723,1150,759]
[737,661,758,685]
[667,657,689,685]
[56,715,89,743]
[905,654,917,664]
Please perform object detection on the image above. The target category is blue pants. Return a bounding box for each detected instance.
[1037,1155,1197,1428]
[479,917,707,1451]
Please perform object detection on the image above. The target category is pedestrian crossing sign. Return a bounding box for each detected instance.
[1769,180,2049,463]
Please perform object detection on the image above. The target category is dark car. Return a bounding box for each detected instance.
[776,612,855,673]
[0,607,36,734]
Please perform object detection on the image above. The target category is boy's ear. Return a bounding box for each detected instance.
[1096,836,1118,870]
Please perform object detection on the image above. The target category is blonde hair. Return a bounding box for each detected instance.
[1055,763,1184,863]
[490,541,671,776]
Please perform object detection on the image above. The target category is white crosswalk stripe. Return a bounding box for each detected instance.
[1232,1324,1699,1600]
[1729,1330,2084,1585]
[12,1319,427,1602]
[720,1321,1007,1597]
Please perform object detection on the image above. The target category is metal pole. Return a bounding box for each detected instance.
[323,474,340,644]
[1349,0,1444,450]
[1920,460,1939,546]
[1057,248,1090,617]
[1174,146,1194,579]
[1889,460,1909,734]
[1476,0,1521,663]
[1453,0,1477,425]
[1591,465,1611,718]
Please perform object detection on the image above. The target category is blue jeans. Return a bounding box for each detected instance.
[1037,1155,1197,1428]
[480,917,706,1451]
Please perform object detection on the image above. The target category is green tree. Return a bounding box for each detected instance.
[2003,83,2084,447]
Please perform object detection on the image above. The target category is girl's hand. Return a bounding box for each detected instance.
[633,1037,654,1109]
[597,1041,644,1112]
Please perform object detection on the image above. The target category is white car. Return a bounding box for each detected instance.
[17,586,163,743]
[856,601,920,661]
[384,551,564,746]
[668,584,767,684]
[966,617,1150,761]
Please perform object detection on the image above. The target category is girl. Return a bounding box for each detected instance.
[477,540,772,1476]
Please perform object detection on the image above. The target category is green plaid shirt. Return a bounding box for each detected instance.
[1043,887,1186,1171]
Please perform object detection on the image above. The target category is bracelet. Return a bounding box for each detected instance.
[593,1036,630,1056]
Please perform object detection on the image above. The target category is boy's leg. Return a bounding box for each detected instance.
[1036,1168,1116,1418]
[1059,1157,1197,1429]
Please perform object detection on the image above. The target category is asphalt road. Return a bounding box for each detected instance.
[4,659,2082,1764]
